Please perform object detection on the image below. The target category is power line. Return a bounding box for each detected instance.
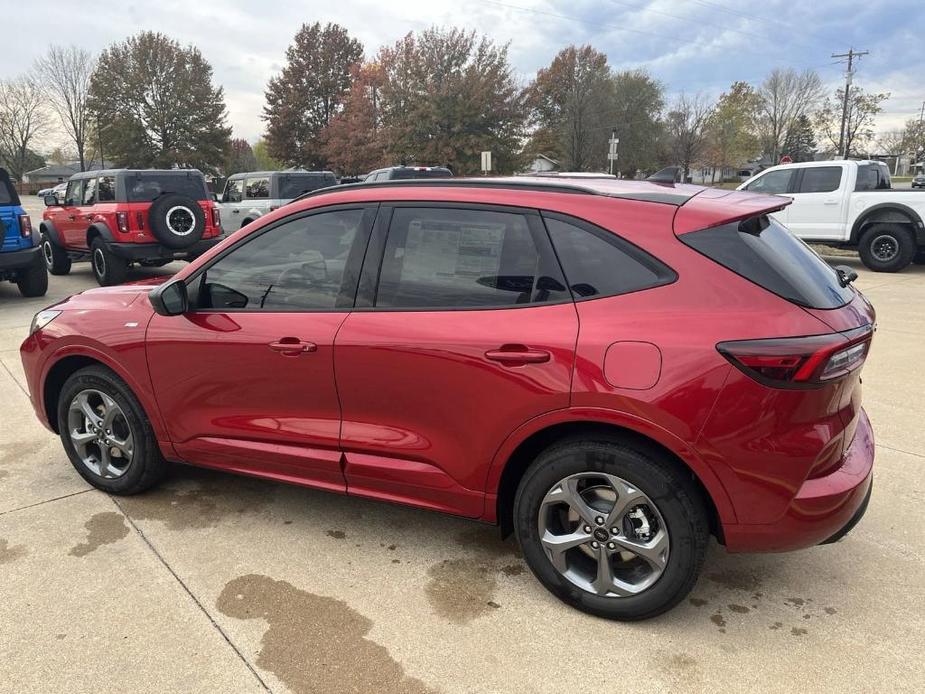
[832,48,868,158]
[604,0,771,43]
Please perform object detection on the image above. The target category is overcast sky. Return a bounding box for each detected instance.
[5,0,923,149]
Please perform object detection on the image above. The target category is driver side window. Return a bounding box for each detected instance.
[223,178,244,203]
[745,169,794,195]
[189,209,367,311]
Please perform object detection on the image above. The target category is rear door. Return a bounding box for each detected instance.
[334,203,578,517]
[244,175,271,221]
[220,177,246,231]
[786,165,847,241]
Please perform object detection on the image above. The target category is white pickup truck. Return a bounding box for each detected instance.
[738,160,925,272]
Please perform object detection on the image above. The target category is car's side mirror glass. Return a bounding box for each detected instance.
[44,195,59,206]
[149,279,188,316]
[211,192,219,203]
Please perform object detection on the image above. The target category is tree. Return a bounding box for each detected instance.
[527,45,614,171]
[0,75,50,182]
[88,32,231,173]
[782,114,816,162]
[814,85,889,157]
[755,68,823,163]
[35,45,96,172]
[321,62,387,176]
[665,93,713,181]
[704,81,760,180]
[263,22,363,168]
[252,138,282,170]
[609,69,665,177]
[224,138,258,175]
[376,28,525,174]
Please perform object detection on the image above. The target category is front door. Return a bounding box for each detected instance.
[146,205,377,491]
[335,204,579,517]
[55,178,85,247]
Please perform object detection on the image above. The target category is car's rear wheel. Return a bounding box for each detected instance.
[58,365,167,495]
[90,238,128,286]
[41,233,71,275]
[859,224,916,272]
[514,438,708,620]
[15,255,48,297]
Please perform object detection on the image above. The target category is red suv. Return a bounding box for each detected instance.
[21,177,875,620]
[40,169,223,286]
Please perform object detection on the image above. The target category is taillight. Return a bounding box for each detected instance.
[717,325,873,388]
[136,211,145,229]
[211,207,221,227]
[116,212,129,233]
[18,214,32,237]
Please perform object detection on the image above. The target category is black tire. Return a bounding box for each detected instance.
[41,232,71,275]
[148,193,205,249]
[514,437,708,621]
[15,255,48,297]
[914,250,925,265]
[57,365,167,495]
[139,259,173,268]
[90,237,128,286]
[858,224,916,272]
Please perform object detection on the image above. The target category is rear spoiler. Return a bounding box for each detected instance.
[673,188,791,236]
[0,167,21,207]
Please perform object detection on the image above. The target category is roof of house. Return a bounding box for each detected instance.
[25,164,78,177]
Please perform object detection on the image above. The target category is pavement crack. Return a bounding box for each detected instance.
[0,489,93,517]
[0,358,28,398]
[110,496,274,693]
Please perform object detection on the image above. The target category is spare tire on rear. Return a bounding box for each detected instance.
[148,193,205,249]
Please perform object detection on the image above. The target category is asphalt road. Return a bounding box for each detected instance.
[1,197,923,693]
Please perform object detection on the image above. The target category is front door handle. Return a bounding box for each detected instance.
[268,338,317,355]
[485,346,551,365]
[232,209,240,213]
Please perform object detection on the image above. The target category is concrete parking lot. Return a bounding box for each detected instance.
[1,196,924,693]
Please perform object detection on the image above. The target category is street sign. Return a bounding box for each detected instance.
[779,155,793,164]
[608,137,619,161]
[481,151,492,173]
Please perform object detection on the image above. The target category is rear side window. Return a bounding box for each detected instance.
[855,163,890,191]
[0,183,13,204]
[98,176,116,202]
[376,207,569,309]
[543,215,675,299]
[681,215,854,309]
[245,177,270,199]
[127,174,208,202]
[798,166,842,193]
[745,170,793,194]
[278,174,335,199]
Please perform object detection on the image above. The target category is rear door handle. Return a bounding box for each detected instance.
[823,199,839,205]
[485,346,551,365]
[268,338,317,355]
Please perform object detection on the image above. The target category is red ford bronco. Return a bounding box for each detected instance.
[40,169,223,286]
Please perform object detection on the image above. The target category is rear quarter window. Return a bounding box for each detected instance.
[278,175,336,199]
[127,174,208,202]
[681,216,854,309]
[0,185,12,205]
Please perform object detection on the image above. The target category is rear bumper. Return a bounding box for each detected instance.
[0,246,41,274]
[105,236,223,262]
[723,408,874,552]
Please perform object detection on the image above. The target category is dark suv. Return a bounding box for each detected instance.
[40,169,223,286]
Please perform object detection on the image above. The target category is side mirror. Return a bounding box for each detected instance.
[149,279,188,316]
[44,194,59,206]
[211,192,220,203]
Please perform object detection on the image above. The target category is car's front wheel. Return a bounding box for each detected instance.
[514,438,708,620]
[41,233,71,275]
[90,238,128,286]
[58,365,167,494]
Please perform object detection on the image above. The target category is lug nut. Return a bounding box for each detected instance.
[595,516,604,525]
[583,525,591,533]
[607,542,616,550]
[611,527,619,534]
[590,541,599,549]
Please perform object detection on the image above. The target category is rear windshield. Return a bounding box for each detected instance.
[681,215,854,309]
[389,168,453,180]
[278,174,336,199]
[126,173,208,202]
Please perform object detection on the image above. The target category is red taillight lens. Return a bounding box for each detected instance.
[18,214,32,237]
[136,211,145,230]
[116,212,129,233]
[717,325,873,388]
[211,207,221,227]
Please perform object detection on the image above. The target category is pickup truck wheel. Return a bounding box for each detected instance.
[859,224,915,273]
[15,255,48,297]
[914,251,925,265]
[91,238,128,286]
[42,233,71,275]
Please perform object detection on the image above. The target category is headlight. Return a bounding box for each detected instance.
[30,309,61,335]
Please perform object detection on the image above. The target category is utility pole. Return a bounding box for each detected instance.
[831,48,868,159]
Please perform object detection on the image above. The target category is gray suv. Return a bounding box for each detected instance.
[219,171,336,232]
[913,172,925,189]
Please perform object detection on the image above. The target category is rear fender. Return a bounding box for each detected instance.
[849,203,925,245]
[86,222,115,247]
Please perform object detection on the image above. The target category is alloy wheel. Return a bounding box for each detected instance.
[537,472,669,597]
[166,206,196,236]
[67,389,134,479]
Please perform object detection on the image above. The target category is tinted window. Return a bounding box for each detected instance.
[191,209,365,311]
[376,207,568,309]
[543,216,676,299]
[389,168,453,180]
[681,215,854,309]
[82,178,97,205]
[127,174,208,202]
[223,178,244,203]
[855,163,890,191]
[278,174,336,199]
[0,181,13,204]
[799,166,842,193]
[745,170,793,194]
[98,176,116,202]
[245,177,270,199]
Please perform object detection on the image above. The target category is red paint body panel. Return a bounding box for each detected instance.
[20,180,876,555]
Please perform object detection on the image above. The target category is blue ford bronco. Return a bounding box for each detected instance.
[0,168,47,297]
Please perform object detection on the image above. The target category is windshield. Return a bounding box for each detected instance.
[681,215,855,309]
[126,173,208,202]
